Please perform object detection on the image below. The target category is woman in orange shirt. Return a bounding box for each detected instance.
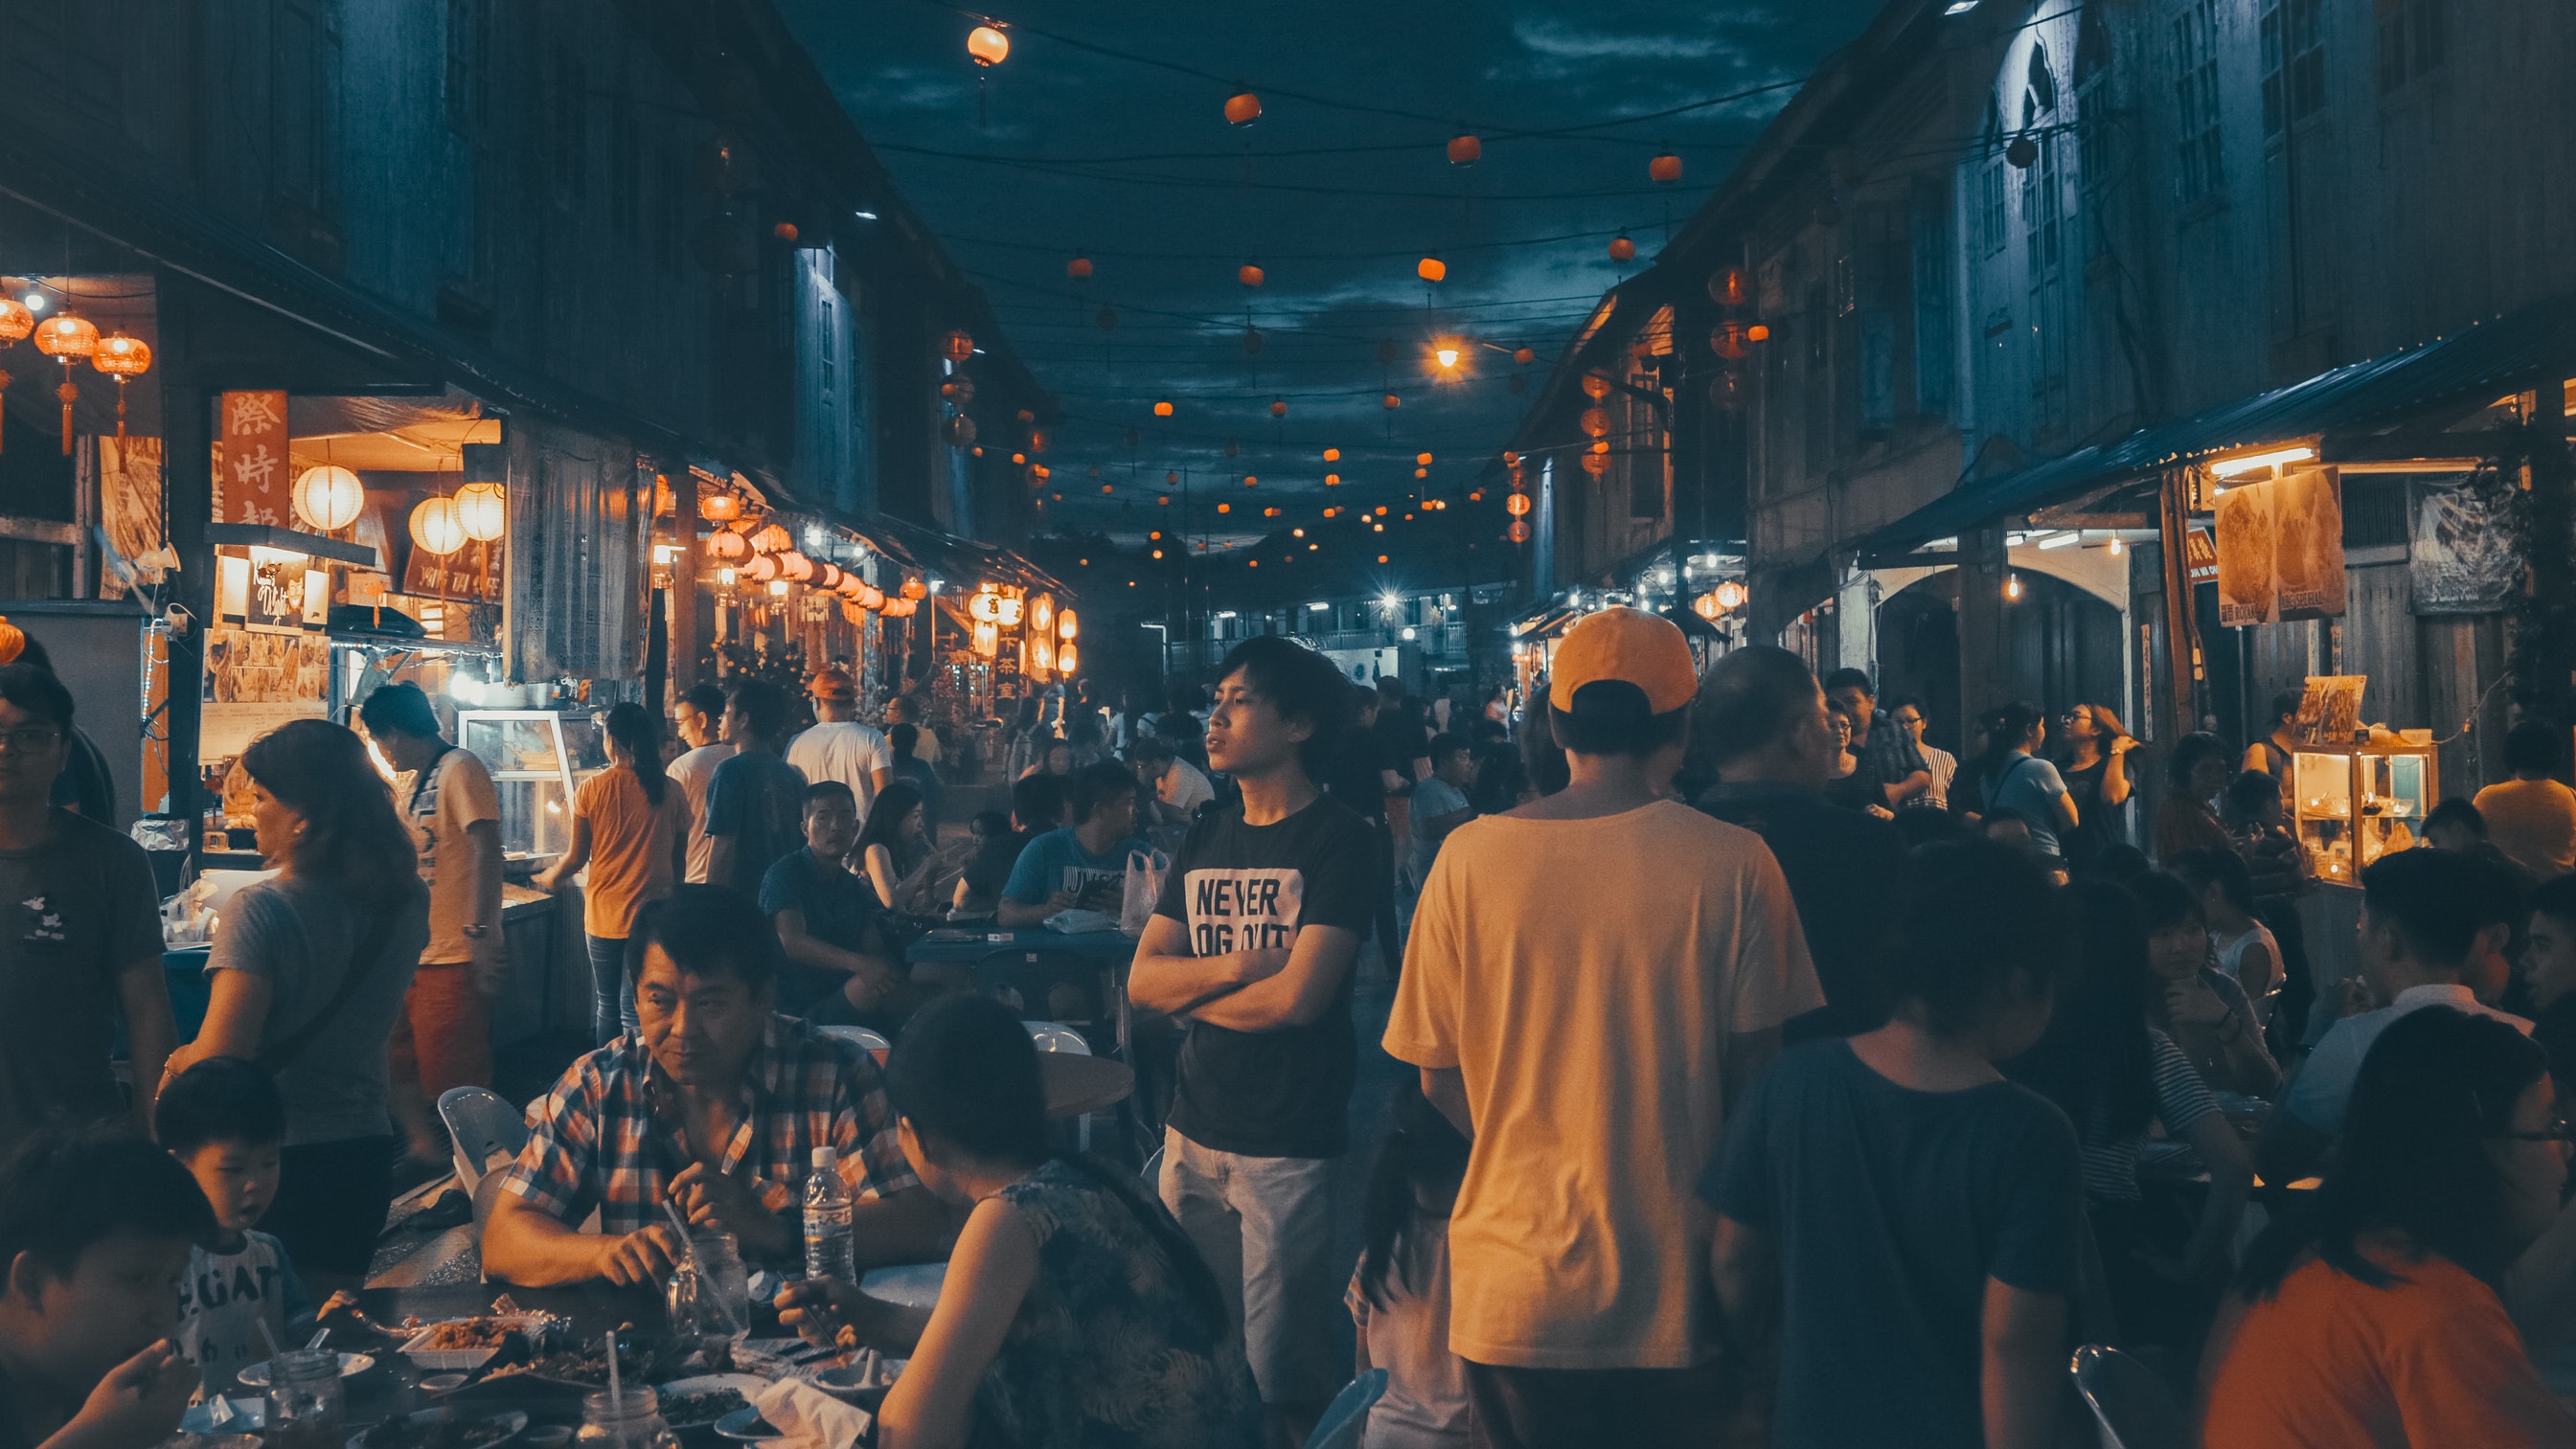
[2199,1007,2576,1447]
[535,702,688,1043]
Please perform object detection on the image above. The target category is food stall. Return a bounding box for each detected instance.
[2289,736,2437,886]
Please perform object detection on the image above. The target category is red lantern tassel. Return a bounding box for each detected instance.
[56,379,75,456]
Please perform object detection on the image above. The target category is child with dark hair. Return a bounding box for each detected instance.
[1348,1079,1470,1448]
[156,1059,316,1397]
[780,994,1260,1449]
[1710,841,2079,1449]
[0,1128,214,1449]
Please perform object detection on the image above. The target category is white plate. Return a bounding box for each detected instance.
[347,1408,528,1449]
[182,1398,265,1434]
[237,1352,375,1389]
[713,1407,782,1441]
[652,1376,770,1429]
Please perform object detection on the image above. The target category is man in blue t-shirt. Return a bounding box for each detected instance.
[999,761,1151,927]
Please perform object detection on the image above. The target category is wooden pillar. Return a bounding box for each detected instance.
[2157,467,2202,742]
[164,381,213,845]
[1956,522,2008,746]
[666,466,700,702]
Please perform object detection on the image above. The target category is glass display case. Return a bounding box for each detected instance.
[456,710,606,867]
[2291,738,2436,885]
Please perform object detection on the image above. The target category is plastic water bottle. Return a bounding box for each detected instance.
[803,1146,855,1283]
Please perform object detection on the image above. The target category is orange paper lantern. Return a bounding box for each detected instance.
[1065,254,1092,279]
[1608,234,1635,262]
[1447,132,1481,166]
[1649,151,1682,184]
[1416,257,1447,283]
[1224,90,1262,125]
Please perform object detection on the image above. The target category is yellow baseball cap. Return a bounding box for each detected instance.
[1551,605,1698,714]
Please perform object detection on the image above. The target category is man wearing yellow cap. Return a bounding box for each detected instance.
[1384,606,1822,1444]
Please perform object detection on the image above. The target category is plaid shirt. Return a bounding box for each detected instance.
[501,1012,915,1252]
[1857,717,1928,792]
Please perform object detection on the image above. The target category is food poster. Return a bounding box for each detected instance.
[2271,467,2346,619]
[2212,465,2345,624]
[2214,484,2277,625]
[2410,466,2518,615]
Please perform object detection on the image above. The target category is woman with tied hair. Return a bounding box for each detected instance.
[1972,702,2078,859]
[536,701,691,1043]
[780,993,1260,1449]
[2199,1007,2576,1445]
[161,718,429,1293]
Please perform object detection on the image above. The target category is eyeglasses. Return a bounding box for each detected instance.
[2492,1121,2576,1143]
[0,727,62,753]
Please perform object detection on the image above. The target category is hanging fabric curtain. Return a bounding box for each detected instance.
[503,419,650,682]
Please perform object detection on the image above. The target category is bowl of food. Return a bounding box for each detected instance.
[653,1376,768,1434]
[237,1352,375,1390]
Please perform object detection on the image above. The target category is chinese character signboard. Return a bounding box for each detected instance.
[403,542,503,602]
[219,391,289,527]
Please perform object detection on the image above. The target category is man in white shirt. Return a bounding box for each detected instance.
[1130,735,1215,829]
[667,683,734,885]
[2263,847,2531,1183]
[786,668,893,822]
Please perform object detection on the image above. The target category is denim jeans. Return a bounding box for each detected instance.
[586,933,638,1044]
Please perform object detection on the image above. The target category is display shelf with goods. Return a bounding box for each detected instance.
[456,711,607,867]
[2291,736,2436,885]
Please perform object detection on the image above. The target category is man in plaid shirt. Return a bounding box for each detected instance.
[485,887,957,1287]
[1824,668,1930,810]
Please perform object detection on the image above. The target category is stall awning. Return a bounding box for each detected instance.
[1853,288,2576,559]
[845,513,1068,597]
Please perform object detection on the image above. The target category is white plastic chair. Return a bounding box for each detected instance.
[1025,1022,1094,1149]
[1024,1021,1091,1055]
[1301,1370,1387,1449]
[815,1024,893,1061]
[436,1086,527,1197]
[2070,1345,2187,1449]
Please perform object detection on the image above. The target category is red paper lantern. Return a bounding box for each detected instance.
[1447,132,1481,166]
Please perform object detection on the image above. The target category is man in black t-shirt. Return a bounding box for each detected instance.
[1128,637,1374,1444]
[1699,647,1911,1043]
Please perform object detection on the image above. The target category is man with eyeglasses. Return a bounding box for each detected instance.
[1822,668,1929,810]
[0,663,175,1155]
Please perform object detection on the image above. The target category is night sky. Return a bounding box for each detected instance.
[778,0,1882,553]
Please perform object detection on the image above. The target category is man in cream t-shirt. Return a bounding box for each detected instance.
[1385,606,1821,1440]
[667,683,734,885]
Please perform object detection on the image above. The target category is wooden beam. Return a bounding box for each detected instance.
[0,515,80,547]
[2157,467,2201,743]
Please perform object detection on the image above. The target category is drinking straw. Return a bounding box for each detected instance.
[605,1329,621,1406]
[257,1316,283,1362]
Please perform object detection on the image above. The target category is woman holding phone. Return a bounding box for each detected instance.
[2060,703,2135,870]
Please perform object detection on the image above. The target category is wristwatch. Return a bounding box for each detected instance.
[462,923,490,940]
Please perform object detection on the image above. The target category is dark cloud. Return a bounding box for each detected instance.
[778,0,1881,542]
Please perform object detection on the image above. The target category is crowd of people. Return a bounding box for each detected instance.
[16,602,2576,1448]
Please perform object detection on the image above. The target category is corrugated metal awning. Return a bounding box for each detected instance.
[1852,289,2576,557]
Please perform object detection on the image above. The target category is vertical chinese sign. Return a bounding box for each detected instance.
[219,391,289,527]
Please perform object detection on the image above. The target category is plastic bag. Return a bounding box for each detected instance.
[1120,849,1169,936]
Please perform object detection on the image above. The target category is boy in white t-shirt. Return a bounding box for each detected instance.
[158,1060,323,1399]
